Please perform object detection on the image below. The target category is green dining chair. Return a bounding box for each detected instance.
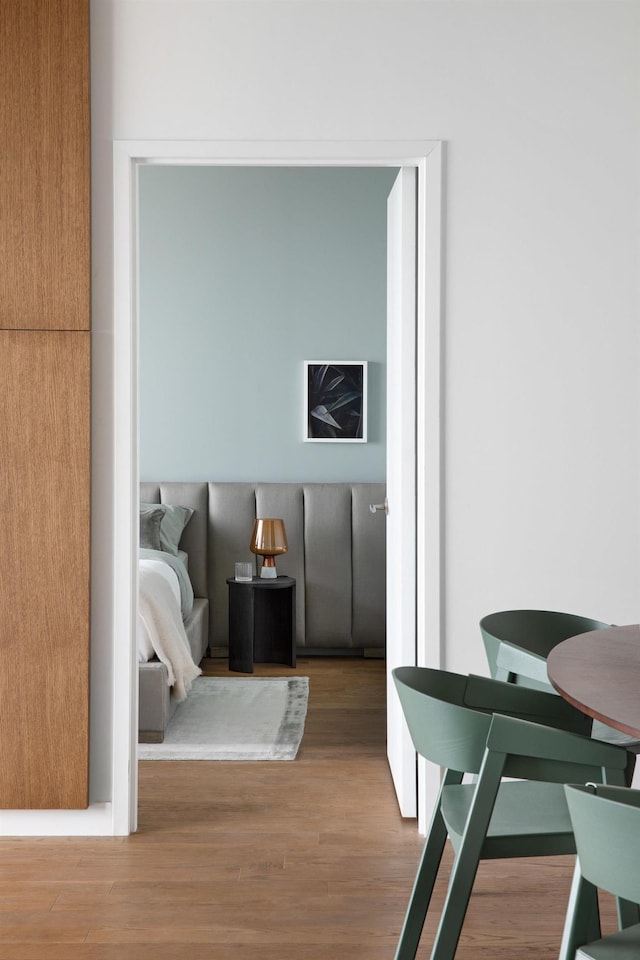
[480,609,608,689]
[392,666,635,960]
[480,609,640,751]
[563,784,640,959]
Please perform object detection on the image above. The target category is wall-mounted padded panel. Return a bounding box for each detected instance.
[141,481,386,656]
[139,483,160,503]
[351,484,386,647]
[158,482,208,599]
[140,482,208,600]
[304,484,353,647]
[255,484,305,646]
[208,483,257,647]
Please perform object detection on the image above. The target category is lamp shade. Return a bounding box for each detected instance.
[250,518,288,578]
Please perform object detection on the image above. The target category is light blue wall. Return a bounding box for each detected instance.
[138,166,396,482]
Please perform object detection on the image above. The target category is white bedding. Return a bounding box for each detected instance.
[137,558,179,662]
[138,557,201,701]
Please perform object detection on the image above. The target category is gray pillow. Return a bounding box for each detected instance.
[140,502,194,556]
[139,506,163,551]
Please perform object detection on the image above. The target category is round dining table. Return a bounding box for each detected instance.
[547,623,640,960]
[547,623,640,740]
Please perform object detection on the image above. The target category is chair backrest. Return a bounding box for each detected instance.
[392,667,595,778]
[392,668,492,773]
[565,784,640,905]
[480,609,610,690]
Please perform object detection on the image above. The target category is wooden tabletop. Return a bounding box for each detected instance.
[547,624,640,739]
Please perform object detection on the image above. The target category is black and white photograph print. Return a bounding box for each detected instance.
[304,361,368,442]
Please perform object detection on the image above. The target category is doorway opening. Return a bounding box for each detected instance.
[111,141,443,836]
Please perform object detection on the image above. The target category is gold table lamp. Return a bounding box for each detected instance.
[250,518,288,578]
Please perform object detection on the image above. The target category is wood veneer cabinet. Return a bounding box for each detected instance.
[0,0,90,331]
[0,1,90,808]
[0,333,90,808]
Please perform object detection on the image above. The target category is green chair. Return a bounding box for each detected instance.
[392,666,635,960]
[480,609,640,751]
[480,609,608,690]
[563,784,640,959]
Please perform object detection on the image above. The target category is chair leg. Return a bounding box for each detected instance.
[394,770,462,960]
[603,766,640,930]
[617,898,640,930]
[557,860,601,960]
[429,751,505,960]
[624,751,636,787]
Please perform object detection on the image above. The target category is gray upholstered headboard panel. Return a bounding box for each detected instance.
[139,481,386,652]
[208,482,386,651]
[139,482,209,599]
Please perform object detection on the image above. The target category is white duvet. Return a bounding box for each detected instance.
[138,558,201,701]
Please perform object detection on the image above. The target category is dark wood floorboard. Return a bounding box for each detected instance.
[0,657,618,958]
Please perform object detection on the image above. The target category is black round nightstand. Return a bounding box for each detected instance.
[226,576,296,673]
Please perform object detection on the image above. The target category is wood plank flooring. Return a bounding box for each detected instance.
[0,657,617,958]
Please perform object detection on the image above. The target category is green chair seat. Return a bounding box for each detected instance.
[391,667,634,960]
[577,925,640,960]
[442,780,575,857]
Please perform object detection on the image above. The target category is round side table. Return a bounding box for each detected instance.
[226,576,296,673]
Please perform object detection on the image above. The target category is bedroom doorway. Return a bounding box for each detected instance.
[113,140,443,836]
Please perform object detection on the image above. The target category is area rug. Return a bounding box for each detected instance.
[138,676,309,761]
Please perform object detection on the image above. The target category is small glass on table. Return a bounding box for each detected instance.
[234,562,253,582]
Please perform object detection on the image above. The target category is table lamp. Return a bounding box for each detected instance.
[250,518,288,578]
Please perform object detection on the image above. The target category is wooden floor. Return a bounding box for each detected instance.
[0,657,611,958]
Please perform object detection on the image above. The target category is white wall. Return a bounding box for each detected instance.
[94,0,640,687]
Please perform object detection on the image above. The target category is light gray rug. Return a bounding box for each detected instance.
[138,676,309,761]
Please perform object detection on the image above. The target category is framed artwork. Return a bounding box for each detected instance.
[304,361,368,442]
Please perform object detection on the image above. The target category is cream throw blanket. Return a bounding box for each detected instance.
[138,563,201,701]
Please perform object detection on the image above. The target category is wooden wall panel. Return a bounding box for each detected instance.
[0,0,90,809]
[0,332,90,809]
[0,0,90,331]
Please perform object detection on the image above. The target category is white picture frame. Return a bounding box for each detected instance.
[304,361,368,443]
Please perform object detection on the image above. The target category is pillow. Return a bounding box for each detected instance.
[140,502,194,556]
[139,507,163,551]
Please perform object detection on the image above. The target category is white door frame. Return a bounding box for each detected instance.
[112,139,443,836]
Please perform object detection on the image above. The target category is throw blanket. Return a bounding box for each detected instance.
[138,563,201,701]
[139,547,194,619]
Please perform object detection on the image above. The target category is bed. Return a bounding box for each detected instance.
[138,484,210,743]
[137,480,386,743]
[138,546,200,701]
